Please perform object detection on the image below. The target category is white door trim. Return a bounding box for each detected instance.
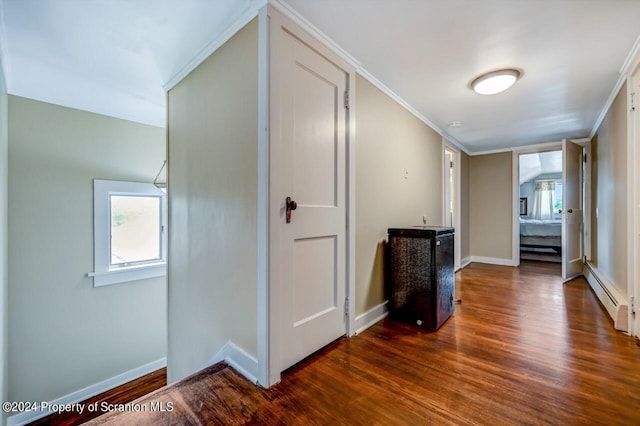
[256,5,270,387]
[627,56,640,337]
[442,142,449,227]
[512,151,520,267]
[263,5,355,387]
[346,71,357,339]
[444,142,461,269]
[582,142,592,262]
[511,143,563,267]
[562,138,584,280]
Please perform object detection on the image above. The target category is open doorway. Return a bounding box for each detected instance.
[518,150,563,264]
[444,146,461,269]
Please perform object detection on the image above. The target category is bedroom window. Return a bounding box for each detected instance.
[531,180,556,220]
[553,181,563,214]
[90,179,167,287]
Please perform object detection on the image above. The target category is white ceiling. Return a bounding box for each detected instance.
[519,150,562,184]
[0,0,253,126]
[1,0,639,153]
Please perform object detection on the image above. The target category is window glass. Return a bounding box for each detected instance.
[110,195,161,265]
[92,179,167,287]
[553,182,563,213]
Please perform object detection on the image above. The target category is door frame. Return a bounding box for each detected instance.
[627,56,640,337]
[582,142,592,263]
[511,143,563,267]
[561,138,585,280]
[257,5,356,387]
[443,142,461,269]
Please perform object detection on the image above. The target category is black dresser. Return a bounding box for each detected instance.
[388,226,455,331]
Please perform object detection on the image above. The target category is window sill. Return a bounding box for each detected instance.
[88,262,166,287]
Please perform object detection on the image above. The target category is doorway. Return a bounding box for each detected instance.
[517,150,563,265]
[444,146,461,269]
[513,141,584,279]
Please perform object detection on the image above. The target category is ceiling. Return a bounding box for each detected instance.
[519,150,562,184]
[1,0,639,154]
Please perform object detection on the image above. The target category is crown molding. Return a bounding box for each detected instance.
[355,67,468,155]
[619,33,640,76]
[161,0,468,153]
[589,73,627,140]
[590,32,640,139]
[268,0,360,69]
[270,0,468,155]
[470,140,563,156]
[162,0,626,156]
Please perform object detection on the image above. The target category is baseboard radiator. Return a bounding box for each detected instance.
[583,262,629,332]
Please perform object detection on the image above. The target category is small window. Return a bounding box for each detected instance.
[553,181,563,214]
[91,180,167,287]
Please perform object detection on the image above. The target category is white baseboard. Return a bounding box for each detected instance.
[224,342,258,384]
[7,357,167,426]
[457,257,472,271]
[583,263,629,332]
[206,341,258,384]
[354,301,388,335]
[469,256,515,266]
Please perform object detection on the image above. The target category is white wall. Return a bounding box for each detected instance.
[167,19,258,383]
[8,96,167,404]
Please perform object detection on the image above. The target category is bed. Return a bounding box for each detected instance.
[519,218,562,252]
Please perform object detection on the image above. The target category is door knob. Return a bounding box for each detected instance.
[286,196,297,223]
[567,208,573,213]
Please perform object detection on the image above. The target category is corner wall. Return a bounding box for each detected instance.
[167,19,258,383]
[355,75,443,316]
[469,152,513,262]
[590,82,628,296]
[8,96,167,404]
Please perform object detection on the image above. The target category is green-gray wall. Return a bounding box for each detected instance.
[355,75,443,316]
[591,82,628,295]
[167,19,258,383]
[8,96,167,404]
[469,152,513,261]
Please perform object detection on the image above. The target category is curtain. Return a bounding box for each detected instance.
[531,180,555,220]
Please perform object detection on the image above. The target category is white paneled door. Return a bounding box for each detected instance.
[562,139,584,280]
[271,17,349,371]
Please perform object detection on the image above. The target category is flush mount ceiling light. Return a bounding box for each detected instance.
[471,69,521,95]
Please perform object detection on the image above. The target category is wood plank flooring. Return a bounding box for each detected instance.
[88,261,640,425]
[29,368,166,426]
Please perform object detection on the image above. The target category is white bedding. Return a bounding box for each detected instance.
[519,218,562,237]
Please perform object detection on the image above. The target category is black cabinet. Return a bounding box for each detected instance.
[388,226,455,331]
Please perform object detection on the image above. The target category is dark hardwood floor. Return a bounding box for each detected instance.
[29,368,166,426]
[87,261,639,425]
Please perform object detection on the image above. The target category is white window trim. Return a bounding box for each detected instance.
[90,179,167,287]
